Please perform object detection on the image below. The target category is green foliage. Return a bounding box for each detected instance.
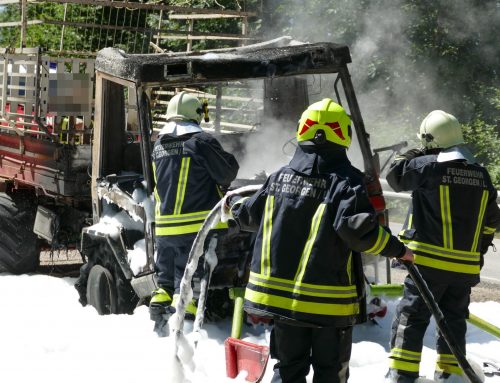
[463,120,500,188]
[0,0,261,54]
[266,0,499,186]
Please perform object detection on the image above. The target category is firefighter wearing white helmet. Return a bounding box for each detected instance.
[224,98,412,383]
[165,91,204,124]
[149,91,239,335]
[418,110,464,149]
[386,111,500,383]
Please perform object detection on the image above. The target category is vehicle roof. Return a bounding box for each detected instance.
[95,39,351,85]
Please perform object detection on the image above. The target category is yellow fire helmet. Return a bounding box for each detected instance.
[297,98,351,148]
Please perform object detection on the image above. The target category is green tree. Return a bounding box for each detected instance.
[0,0,261,54]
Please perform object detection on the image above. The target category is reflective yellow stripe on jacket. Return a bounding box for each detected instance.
[246,201,359,318]
[399,186,486,275]
[295,203,327,282]
[483,226,496,235]
[174,157,190,215]
[402,240,480,274]
[440,185,453,249]
[245,272,360,317]
[260,195,274,276]
[154,157,227,236]
[471,190,489,251]
[365,226,390,255]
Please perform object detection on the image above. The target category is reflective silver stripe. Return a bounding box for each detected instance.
[403,240,479,260]
[471,190,489,252]
[390,348,422,361]
[295,203,327,282]
[174,157,190,215]
[152,162,161,217]
[156,210,210,223]
[346,251,352,285]
[261,195,274,276]
[440,185,453,249]
[249,273,357,297]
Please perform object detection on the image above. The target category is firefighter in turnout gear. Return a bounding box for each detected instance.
[386,110,500,383]
[225,99,413,383]
[149,92,239,329]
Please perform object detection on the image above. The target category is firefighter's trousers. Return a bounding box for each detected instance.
[155,234,200,294]
[388,275,471,381]
[270,320,352,383]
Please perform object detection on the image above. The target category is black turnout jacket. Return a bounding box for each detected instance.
[387,149,500,285]
[232,144,405,327]
[152,131,239,236]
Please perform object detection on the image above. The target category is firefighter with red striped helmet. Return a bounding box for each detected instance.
[225,98,413,382]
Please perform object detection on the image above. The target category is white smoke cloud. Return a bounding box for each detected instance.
[234,117,296,179]
[263,0,498,155]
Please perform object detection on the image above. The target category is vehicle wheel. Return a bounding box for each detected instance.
[79,241,139,315]
[0,193,40,274]
[86,264,118,315]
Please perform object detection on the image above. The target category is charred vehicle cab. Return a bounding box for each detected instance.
[73,38,388,315]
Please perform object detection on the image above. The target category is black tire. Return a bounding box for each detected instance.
[79,241,139,315]
[0,193,40,274]
[86,264,118,315]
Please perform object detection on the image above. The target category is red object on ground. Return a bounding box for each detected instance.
[247,313,272,325]
[224,337,270,382]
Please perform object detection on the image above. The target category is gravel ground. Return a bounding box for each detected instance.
[388,267,500,303]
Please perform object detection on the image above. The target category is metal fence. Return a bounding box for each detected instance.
[0,0,258,55]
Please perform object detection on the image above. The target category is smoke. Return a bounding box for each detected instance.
[262,0,499,154]
[232,117,296,179]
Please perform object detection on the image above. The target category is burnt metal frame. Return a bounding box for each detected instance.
[92,40,382,278]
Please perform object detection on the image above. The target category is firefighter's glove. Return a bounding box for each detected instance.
[398,247,414,263]
[221,194,235,223]
[400,148,425,161]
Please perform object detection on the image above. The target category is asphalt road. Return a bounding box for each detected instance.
[388,222,500,302]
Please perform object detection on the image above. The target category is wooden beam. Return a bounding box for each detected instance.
[0,20,43,28]
[169,14,248,20]
[154,34,255,41]
[43,19,256,41]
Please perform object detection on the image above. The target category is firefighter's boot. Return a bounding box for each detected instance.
[385,369,418,383]
[149,287,173,337]
[434,372,467,383]
[171,294,197,320]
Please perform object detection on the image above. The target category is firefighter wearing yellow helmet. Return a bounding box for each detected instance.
[224,98,412,382]
[386,110,500,383]
[149,91,239,335]
[297,98,352,147]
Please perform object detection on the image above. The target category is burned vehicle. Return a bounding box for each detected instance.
[72,38,388,315]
